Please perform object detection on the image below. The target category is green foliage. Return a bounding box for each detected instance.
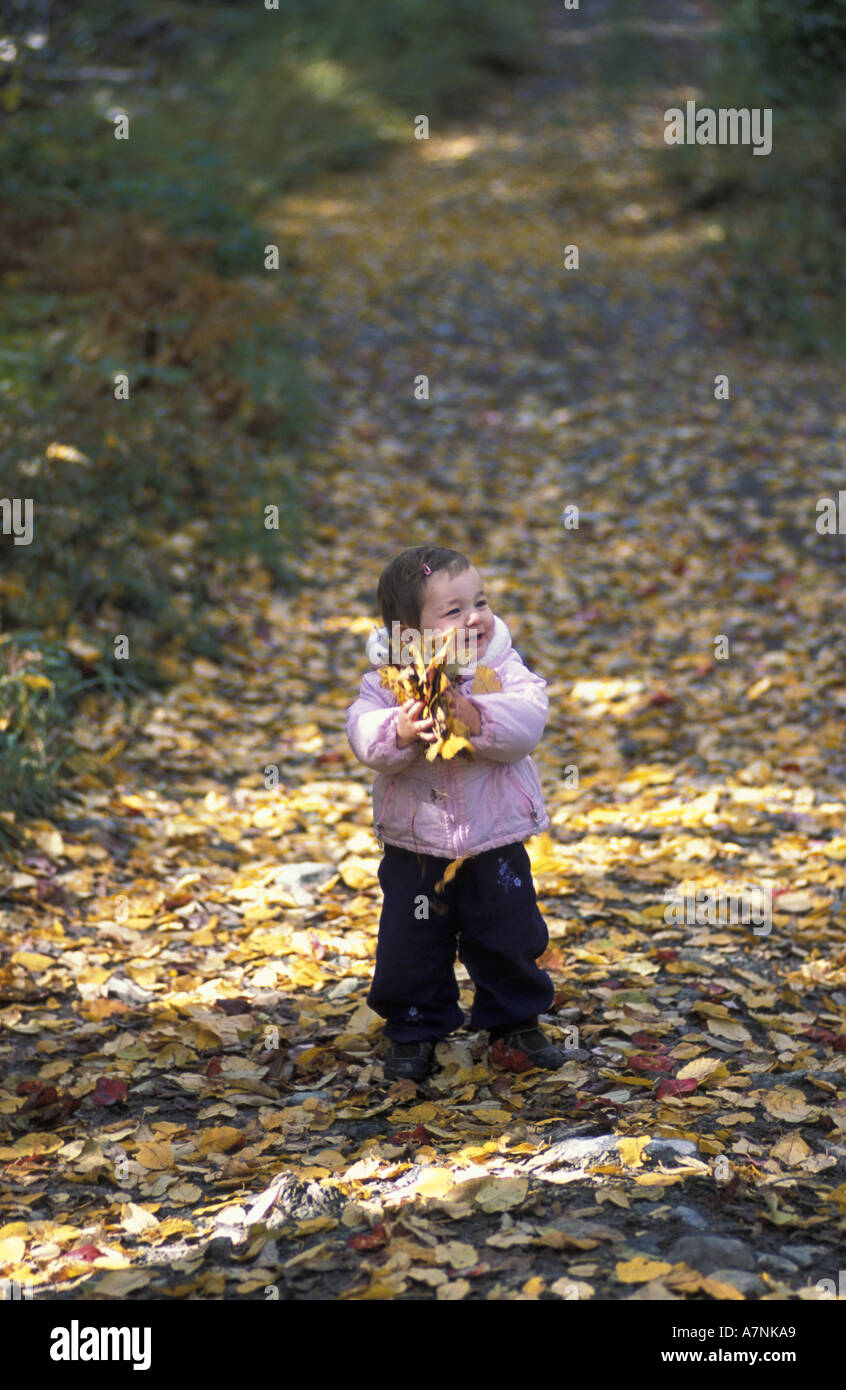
[0,636,82,845]
[654,1,846,357]
[0,0,547,832]
[729,0,846,106]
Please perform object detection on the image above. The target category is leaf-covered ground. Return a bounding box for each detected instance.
[2,0,845,1301]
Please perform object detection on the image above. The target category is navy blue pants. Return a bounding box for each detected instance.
[367,841,554,1044]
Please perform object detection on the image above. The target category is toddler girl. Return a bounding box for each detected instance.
[345,544,563,1082]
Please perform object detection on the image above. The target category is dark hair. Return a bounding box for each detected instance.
[377,546,471,633]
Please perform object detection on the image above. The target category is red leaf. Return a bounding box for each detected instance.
[804,1027,846,1051]
[91,1077,128,1106]
[803,1026,836,1044]
[657,1078,698,1099]
[65,1245,103,1263]
[647,685,674,706]
[628,1053,675,1073]
[655,949,679,962]
[19,1084,59,1112]
[630,1032,660,1049]
[347,1223,389,1251]
[390,1124,430,1144]
[205,1056,223,1077]
[490,1038,533,1073]
[317,751,345,765]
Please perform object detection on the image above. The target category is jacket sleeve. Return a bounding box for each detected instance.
[345,671,422,774]
[468,654,548,763]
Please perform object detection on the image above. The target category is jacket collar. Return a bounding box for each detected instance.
[366,614,511,672]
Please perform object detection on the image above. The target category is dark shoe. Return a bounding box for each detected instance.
[383,1040,435,1082]
[491,1026,565,1070]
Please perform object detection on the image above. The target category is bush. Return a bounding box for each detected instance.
[0,635,83,844]
[729,0,846,106]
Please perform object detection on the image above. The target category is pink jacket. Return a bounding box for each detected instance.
[345,615,550,858]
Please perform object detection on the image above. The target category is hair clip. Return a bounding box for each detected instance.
[422,563,432,575]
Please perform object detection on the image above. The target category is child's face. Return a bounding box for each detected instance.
[417,565,494,661]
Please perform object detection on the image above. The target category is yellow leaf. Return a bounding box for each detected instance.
[135,1141,175,1170]
[746,676,772,700]
[474,1177,528,1213]
[675,1057,729,1085]
[401,1103,438,1121]
[0,1236,25,1262]
[707,1018,752,1043]
[763,1089,818,1123]
[46,442,91,465]
[169,1182,203,1204]
[434,857,467,894]
[195,1127,244,1155]
[121,1203,159,1234]
[415,1168,457,1198]
[773,891,817,913]
[0,1222,28,1240]
[10,951,54,972]
[596,1189,630,1208]
[312,1149,347,1171]
[436,1278,471,1300]
[435,1240,478,1269]
[92,1252,133,1271]
[95,1270,150,1296]
[472,665,502,694]
[617,1136,650,1168]
[338,856,379,890]
[701,1276,745,1301]
[616,1257,673,1284]
[12,1132,62,1155]
[771,1134,811,1165]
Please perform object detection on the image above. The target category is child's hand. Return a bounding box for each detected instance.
[396,698,436,748]
[445,689,481,736]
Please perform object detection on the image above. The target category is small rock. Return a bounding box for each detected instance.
[780,1244,818,1269]
[263,1172,346,1226]
[206,1236,235,1260]
[272,862,334,904]
[645,1139,699,1162]
[274,862,333,888]
[757,1253,799,1277]
[528,1134,618,1170]
[106,974,156,1004]
[667,1235,755,1273]
[709,1268,765,1297]
[671,1204,709,1231]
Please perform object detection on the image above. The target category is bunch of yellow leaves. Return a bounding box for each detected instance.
[378,631,500,761]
